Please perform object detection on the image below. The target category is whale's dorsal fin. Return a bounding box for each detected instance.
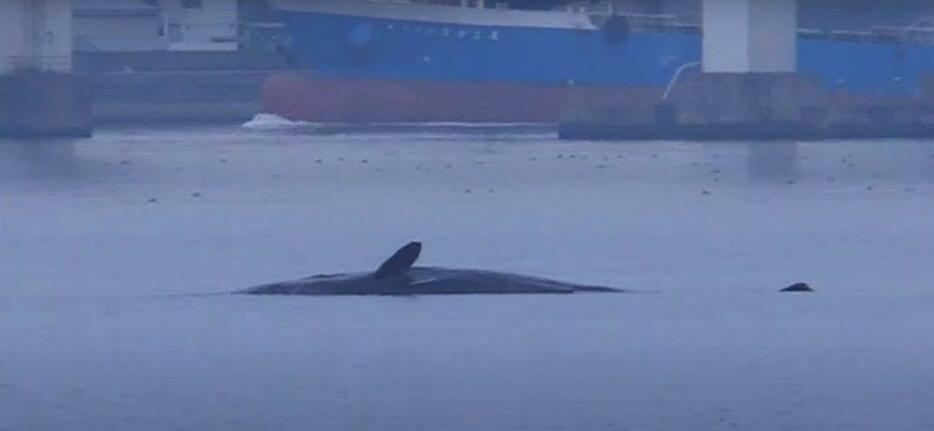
[374,242,422,279]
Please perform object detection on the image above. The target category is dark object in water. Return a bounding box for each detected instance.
[374,241,421,279]
[240,242,624,296]
[781,282,814,293]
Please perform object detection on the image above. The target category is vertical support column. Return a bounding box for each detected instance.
[25,0,74,72]
[702,0,797,73]
[1,0,73,73]
[0,0,27,74]
[662,0,813,136]
[1,0,91,138]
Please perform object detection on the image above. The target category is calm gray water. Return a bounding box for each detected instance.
[1,125,934,430]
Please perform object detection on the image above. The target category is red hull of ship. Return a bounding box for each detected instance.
[261,72,660,124]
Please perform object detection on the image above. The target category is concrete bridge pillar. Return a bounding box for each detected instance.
[702,0,797,73]
[1,0,92,138]
[0,0,73,74]
[674,0,811,135]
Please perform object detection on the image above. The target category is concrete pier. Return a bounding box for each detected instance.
[559,0,934,140]
[1,72,92,138]
[559,74,934,141]
[702,0,796,74]
[0,0,92,138]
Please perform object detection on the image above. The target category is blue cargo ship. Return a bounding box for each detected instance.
[262,0,934,123]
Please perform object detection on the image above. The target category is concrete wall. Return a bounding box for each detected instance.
[43,0,74,72]
[703,0,796,73]
[160,0,239,51]
[747,0,796,72]
[703,0,750,72]
[1,72,93,137]
[0,0,29,73]
[0,0,73,73]
[0,0,89,137]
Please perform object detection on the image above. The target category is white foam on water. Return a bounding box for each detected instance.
[241,113,314,130]
[378,121,552,128]
[241,113,554,136]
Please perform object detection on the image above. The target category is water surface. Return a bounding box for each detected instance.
[2,125,933,430]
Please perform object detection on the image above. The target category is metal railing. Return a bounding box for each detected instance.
[662,61,701,101]
[583,11,698,34]
[799,15,934,45]
[871,16,934,44]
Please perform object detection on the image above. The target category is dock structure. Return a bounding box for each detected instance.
[1,0,92,138]
[559,0,934,140]
[669,0,817,138]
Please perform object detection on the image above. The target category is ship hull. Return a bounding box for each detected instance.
[262,72,661,123]
[264,0,934,124]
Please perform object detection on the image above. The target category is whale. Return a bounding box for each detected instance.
[240,242,623,296]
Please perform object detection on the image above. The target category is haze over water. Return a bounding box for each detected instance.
[2,123,934,430]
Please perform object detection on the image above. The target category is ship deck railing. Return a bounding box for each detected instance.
[587,12,700,34]
[590,10,934,45]
[797,15,934,45]
[799,26,934,45]
[870,24,934,44]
